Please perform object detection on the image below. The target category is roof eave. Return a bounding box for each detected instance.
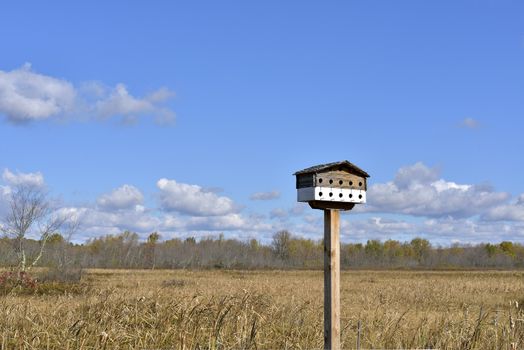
[293,160,370,178]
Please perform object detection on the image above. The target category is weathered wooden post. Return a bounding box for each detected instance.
[294,161,369,350]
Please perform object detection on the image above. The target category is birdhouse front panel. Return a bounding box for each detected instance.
[294,161,370,209]
[297,186,366,203]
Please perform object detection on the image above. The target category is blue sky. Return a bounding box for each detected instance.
[0,1,523,244]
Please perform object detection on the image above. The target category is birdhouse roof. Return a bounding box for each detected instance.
[293,160,370,178]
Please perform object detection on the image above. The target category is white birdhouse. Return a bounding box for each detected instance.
[294,160,370,211]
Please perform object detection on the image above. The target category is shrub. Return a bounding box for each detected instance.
[0,271,38,295]
[37,267,83,284]
[34,267,89,296]
[0,269,89,296]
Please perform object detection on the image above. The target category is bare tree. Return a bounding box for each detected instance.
[59,216,80,269]
[0,184,65,274]
[272,230,292,262]
[145,232,160,269]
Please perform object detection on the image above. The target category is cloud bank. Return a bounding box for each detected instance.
[365,162,510,218]
[2,168,45,188]
[157,178,238,217]
[97,184,144,211]
[250,190,281,201]
[0,64,175,125]
[483,195,524,222]
[2,163,524,244]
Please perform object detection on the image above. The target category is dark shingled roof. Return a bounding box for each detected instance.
[293,160,370,178]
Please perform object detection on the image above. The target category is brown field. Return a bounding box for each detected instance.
[1,269,524,349]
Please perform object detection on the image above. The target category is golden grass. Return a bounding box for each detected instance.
[1,269,524,349]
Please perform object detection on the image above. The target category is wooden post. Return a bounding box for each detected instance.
[324,209,340,350]
[294,161,369,349]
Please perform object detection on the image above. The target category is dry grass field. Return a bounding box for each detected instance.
[1,269,524,349]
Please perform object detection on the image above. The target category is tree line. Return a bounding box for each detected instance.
[1,184,523,272]
[0,230,523,270]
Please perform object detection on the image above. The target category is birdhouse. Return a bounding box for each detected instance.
[294,160,370,211]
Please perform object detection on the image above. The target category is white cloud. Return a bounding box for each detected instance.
[365,162,509,218]
[58,202,272,243]
[157,178,237,216]
[460,117,480,129]
[393,162,440,189]
[289,213,521,244]
[145,87,175,103]
[303,214,319,224]
[3,175,273,241]
[340,217,417,241]
[290,203,307,216]
[3,164,521,245]
[419,217,524,243]
[250,190,280,201]
[431,179,471,192]
[270,208,288,219]
[181,213,271,232]
[483,194,524,221]
[0,63,76,123]
[2,168,45,188]
[269,203,307,221]
[0,64,175,125]
[276,209,524,244]
[58,205,162,239]
[201,186,224,194]
[161,212,266,233]
[344,216,524,244]
[0,185,11,217]
[95,83,175,125]
[97,184,144,211]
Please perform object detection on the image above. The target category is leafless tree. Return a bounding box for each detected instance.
[0,184,65,273]
[272,230,292,262]
[56,215,81,271]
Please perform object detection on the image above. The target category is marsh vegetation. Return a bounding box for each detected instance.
[1,269,523,349]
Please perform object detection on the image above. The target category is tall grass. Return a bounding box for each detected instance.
[1,269,523,349]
